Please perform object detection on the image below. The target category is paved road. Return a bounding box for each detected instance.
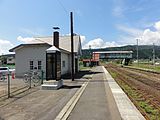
[0,80,84,120]
[68,66,121,120]
[0,67,122,120]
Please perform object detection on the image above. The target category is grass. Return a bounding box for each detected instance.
[109,70,160,120]
[80,65,93,70]
[110,72,117,78]
[79,63,95,71]
[130,63,160,72]
[1,64,15,69]
[6,64,15,69]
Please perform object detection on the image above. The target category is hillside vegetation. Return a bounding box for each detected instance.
[82,45,160,59]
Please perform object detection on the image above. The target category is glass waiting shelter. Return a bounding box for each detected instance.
[46,46,61,80]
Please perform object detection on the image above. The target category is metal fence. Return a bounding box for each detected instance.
[0,71,44,99]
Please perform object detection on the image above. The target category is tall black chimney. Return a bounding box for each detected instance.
[53,31,59,48]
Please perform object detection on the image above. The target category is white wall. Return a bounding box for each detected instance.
[67,54,79,74]
[15,45,80,78]
[15,45,49,77]
[61,52,70,75]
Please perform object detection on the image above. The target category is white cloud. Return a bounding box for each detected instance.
[119,35,136,45]
[17,36,47,44]
[82,24,147,49]
[112,0,145,18]
[141,29,160,45]
[20,28,43,36]
[112,0,125,17]
[154,21,160,31]
[75,10,83,17]
[112,6,124,17]
[83,38,120,49]
[117,25,143,37]
[0,39,14,54]
[137,18,154,28]
[117,21,160,45]
[17,36,35,43]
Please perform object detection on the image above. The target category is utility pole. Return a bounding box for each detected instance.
[153,43,155,66]
[136,39,139,66]
[70,12,74,81]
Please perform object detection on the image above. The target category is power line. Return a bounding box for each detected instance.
[56,0,68,14]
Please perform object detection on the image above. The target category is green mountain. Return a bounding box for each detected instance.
[82,45,160,59]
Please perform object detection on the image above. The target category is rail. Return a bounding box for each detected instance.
[105,64,160,119]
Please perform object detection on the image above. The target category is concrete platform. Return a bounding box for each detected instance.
[67,66,121,120]
[41,84,59,90]
[102,66,145,120]
[41,79,63,90]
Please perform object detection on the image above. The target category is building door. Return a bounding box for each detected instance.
[46,53,55,80]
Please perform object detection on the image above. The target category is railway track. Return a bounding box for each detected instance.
[124,66,160,83]
[105,64,160,119]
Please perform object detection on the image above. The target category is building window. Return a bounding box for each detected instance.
[8,59,12,61]
[30,61,33,70]
[38,61,42,70]
[62,61,65,67]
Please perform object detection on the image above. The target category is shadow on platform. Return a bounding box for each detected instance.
[61,85,81,89]
[62,70,103,79]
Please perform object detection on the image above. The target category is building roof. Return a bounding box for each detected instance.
[0,53,15,57]
[9,43,51,52]
[46,46,60,53]
[9,43,71,54]
[33,35,81,53]
[9,35,82,55]
[93,51,133,54]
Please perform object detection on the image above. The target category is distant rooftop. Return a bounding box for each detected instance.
[93,51,133,54]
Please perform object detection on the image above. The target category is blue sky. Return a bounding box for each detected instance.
[1,0,160,54]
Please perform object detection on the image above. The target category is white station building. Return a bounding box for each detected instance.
[10,32,82,79]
